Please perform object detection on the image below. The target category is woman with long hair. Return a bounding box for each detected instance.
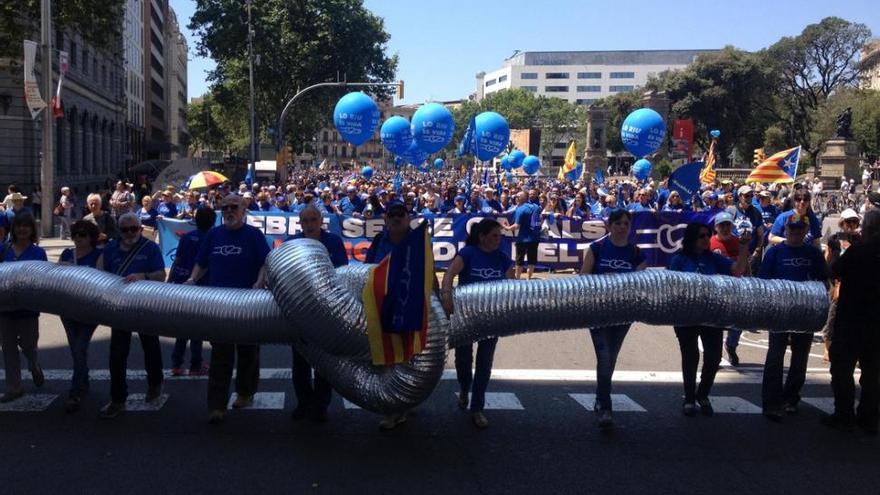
[668,222,750,417]
[441,218,514,428]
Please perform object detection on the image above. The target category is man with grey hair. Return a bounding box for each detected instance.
[83,193,119,244]
[96,212,166,419]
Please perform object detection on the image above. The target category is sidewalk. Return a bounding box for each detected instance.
[38,237,74,262]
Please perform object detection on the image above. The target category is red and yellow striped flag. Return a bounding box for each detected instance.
[363,221,433,366]
[557,141,577,180]
[699,138,717,184]
[746,146,800,184]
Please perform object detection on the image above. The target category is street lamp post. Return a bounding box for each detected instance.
[246,0,257,184]
[40,0,54,237]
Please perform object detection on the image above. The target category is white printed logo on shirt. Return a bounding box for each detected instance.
[471,268,502,280]
[782,257,811,267]
[599,259,632,270]
[212,245,243,256]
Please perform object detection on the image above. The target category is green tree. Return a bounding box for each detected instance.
[189,0,398,151]
[188,91,250,154]
[762,17,872,162]
[0,0,123,59]
[811,88,880,160]
[537,96,586,164]
[593,91,641,153]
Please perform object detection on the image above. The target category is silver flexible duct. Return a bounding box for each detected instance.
[0,243,828,413]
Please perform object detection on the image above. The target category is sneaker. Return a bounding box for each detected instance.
[597,409,614,429]
[291,405,310,421]
[682,402,697,417]
[208,410,226,425]
[64,395,81,414]
[724,344,739,367]
[310,407,329,423]
[30,364,44,388]
[189,364,210,376]
[231,394,253,409]
[170,368,186,377]
[783,403,799,415]
[0,389,25,403]
[99,401,126,419]
[763,407,783,422]
[697,398,714,417]
[457,392,469,410]
[472,411,490,429]
[820,414,855,432]
[379,412,408,430]
[145,386,162,403]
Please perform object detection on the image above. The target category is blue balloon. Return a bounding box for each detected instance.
[380,116,413,155]
[710,129,721,138]
[508,150,525,168]
[500,155,513,171]
[399,140,428,167]
[522,155,541,175]
[361,166,374,181]
[474,112,510,161]
[433,158,445,170]
[334,92,380,146]
[411,103,455,154]
[620,108,666,158]
[632,158,652,182]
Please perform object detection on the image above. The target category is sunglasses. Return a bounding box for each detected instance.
[221,204,240,211]
[120,226,141,234]
[844,218,860,225]
[794,197,810,203]
[71,231,89,238]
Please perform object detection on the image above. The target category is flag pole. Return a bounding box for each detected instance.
[39,0,54,237]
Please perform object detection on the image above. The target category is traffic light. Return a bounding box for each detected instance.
[397,80,405,100]
[753,148,765,165]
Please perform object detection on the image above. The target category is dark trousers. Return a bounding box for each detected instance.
[674,326,723,402]
[291,346,332,410]
[109,329,163,403]
[171,339,204,370]
[0,315,39,393]
[762,332,813,408]
[589,324,631,411]
[62,319,97,396]
[455,338,499,412]
[207,343,260,410]
[830,333,880,425]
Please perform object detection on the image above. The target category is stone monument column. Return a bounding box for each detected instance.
[584,104,608,181]
[641,90,670,159]
[818,107,860,189]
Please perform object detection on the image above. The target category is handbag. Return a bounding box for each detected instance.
[53,203,63,216]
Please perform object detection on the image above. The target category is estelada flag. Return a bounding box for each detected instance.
[746,146,800,184]
[364,220,433,366]
[699,138,717,184]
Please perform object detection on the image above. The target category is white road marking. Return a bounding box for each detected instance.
[456,392,524,410]
[569,393,647,412]
[707,396,762,414]
[0,394,57,412]
[227,392,285,410]
[342,399,361,410]
[125,394,169,411]
[735,340,826,360]
[802,397,838,415]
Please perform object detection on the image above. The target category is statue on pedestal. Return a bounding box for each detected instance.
[835,107,853,140]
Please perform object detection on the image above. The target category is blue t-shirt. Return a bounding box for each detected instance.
[60,247,102,267]
[668,251,733,276]
[589,239,645,274]
[758,243,828,282]
[195,224,270,288]
[1,242,47,317]
[338,195,365,215]
[457,245,513,286]
[365,231,396,264]
[157,201,178,218]
[286,230,349,268]
[137,207,159,228]
[169,229,208,283]
[513,203,541,243]
[733,204,764,253]
[770,210,822,243]
[101,238,164,276]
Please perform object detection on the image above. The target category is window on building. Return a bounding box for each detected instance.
[609,85,634,92]
[82,49,89,74]
[577,72,601,79]
[521,72,538,79]
[498,75,508,82]
[545,72,569,79]
[70,42,77,67]
[544,86,569,92]
[151,102,164,120]
[576,99,596,105]
[576,85,601,92]
[553,142,568,149]
[485,79,496,87]
[322,131,328,141]
[522,86,537,92]
[151,54,163,77]
[322,145,328,156]
[151,79,164,100]
[151,30,164,56]
[610,72,635,79]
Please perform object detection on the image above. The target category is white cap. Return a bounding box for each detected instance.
[738,185,753,196]
[840,208,860,221]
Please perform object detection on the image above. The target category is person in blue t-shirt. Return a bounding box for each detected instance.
[759,213,829,421]
[668,222,750,417]
[769,190,821,247]
[155,190,178,218]
[57,220,102,412]
[95,212,167,419]
[338,186,365,217]
[284,205,348,422]
[188,193,271,425]
[167,207,217,378]
[579,209,647,428]
[136,196,160,229]
[0,213,47,404]
[442,218,514,429]
[502,191,541,279]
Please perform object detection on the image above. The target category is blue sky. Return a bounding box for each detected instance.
[172,0,880,104]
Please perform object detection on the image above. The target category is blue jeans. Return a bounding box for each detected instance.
[589,324,631,411]
[171,339,204,370]
[725,329,741,350]
[62,319,97,396]
[674,326,723,402]
[455,338,498,412]
[762,332,813,408]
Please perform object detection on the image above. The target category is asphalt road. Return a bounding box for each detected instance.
[2,232,878,495]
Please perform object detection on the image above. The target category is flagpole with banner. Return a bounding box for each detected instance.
[699,131,719,185]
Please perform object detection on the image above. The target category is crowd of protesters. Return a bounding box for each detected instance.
[0,162,877,436]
